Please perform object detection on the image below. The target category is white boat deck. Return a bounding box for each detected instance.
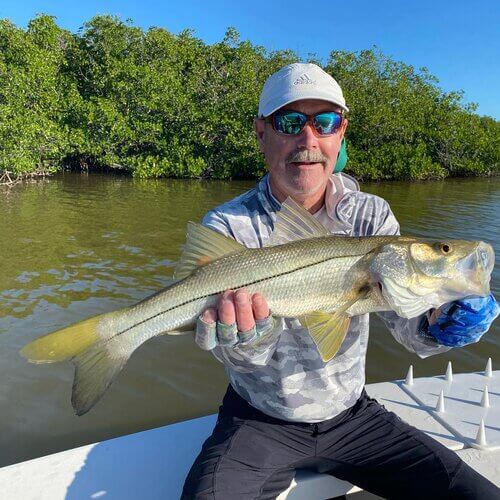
[1,365,498,499]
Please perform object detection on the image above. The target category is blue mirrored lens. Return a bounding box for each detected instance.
[274,112,306,134]
[273,111,342,135]
[313,113,342,134]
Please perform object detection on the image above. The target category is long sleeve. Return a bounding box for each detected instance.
[201,209,283,372]
[211,322,284,373]
[369,199,451,358]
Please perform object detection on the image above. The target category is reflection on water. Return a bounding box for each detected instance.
[0,173,498,467]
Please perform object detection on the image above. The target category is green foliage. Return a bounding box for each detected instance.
[326,49,499,180]
[0,16,72,174]
[0,15,498,180]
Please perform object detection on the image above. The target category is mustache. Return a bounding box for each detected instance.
[286,150,329,164]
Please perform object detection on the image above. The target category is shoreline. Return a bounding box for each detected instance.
[1,167,499,187]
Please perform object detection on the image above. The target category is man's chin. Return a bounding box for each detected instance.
[283,180,325,199]
[269,168,330,203]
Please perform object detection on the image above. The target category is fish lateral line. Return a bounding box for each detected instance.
[110,251,371,340]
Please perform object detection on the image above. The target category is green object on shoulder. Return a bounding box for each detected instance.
[334,138,348,173]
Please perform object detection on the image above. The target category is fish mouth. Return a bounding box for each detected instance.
[455,242,495,296]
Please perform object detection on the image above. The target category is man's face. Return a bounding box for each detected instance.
[255,99,348,209]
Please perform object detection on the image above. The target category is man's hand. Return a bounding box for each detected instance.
[428,293,499,347]
[195,289,275,350]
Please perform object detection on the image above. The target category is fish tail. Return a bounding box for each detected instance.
[20,309,141,415]
[69,322,194,415]
[20,312,112,363]
[21,276,188,415]
[71,333,141,415]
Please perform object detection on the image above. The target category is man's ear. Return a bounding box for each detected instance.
[340,118,348,139]
[254,118,266,153]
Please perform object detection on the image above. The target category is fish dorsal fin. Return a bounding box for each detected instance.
[173,222,244,280]
[266,197,329,246]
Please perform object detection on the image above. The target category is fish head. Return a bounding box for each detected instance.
[369,239,495,318]
[410,240,494,297]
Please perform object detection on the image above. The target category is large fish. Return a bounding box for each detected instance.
[21,199,495,415]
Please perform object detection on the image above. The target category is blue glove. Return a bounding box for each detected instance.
[428,293,499,347]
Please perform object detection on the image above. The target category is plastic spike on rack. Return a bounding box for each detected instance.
[481,386,490,408]
[475,419,487,447]
[399,359,498,450]
[405,365,413,386]
[485,358,493,378]
[445,361,453,382]
[435,390,445,413]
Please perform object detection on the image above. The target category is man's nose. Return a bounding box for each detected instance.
[296,122,319,149]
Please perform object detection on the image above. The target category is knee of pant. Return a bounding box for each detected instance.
[181,465,216,500]
[449,460,500,498]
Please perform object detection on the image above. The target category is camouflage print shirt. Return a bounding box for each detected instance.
[202,173,449,423]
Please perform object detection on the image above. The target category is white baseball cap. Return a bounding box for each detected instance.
[258,63,349,117]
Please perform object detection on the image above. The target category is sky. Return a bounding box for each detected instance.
[1,0,499,119]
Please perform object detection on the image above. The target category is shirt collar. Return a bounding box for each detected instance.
[257,172,359,222]
[256,174,281,214]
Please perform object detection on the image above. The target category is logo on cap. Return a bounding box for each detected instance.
[293,73,315,85]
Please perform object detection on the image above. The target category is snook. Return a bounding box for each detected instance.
[21,200,495,415]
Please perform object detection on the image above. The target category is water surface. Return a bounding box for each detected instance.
[0,173,498,466]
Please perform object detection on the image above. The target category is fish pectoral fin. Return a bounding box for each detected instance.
[174,222,244,280]
[158,325,195,336]
[300,285,370,361]
[300,310,351,362]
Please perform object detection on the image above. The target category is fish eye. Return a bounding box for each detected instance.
[440,243,452,254]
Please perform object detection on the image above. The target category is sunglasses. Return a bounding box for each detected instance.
[266,110,343,136]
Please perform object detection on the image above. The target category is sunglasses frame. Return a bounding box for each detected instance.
[264,110,344,137]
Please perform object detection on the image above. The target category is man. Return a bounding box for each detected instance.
[182,63,499,499]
